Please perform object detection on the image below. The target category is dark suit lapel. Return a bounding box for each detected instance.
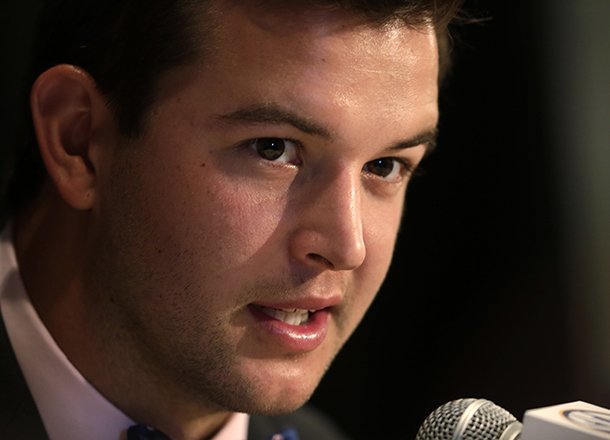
[0,312,49,438]
[248,405,352,440]
[248,414,300,440]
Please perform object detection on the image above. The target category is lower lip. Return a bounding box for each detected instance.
[248,305,330,352]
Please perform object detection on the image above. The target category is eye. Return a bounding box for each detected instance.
[248,138,300,165]
[363,157,409,182]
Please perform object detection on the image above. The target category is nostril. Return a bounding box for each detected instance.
[306,253,334,269]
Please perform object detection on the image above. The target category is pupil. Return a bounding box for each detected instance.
[256,138,285,160]
[369,159,393,177]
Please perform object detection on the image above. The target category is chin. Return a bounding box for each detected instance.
[227,375,318,416]
[246,393,313,416]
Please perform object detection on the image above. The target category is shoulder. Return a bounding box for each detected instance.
[248,404,353,440]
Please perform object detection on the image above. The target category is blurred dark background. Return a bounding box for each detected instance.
[2,1,609,439]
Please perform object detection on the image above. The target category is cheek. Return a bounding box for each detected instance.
[366,197,404,264]
[350,206,403,312]
[103,140,283,279]
[96,154,291,331]
[156,164,287,274]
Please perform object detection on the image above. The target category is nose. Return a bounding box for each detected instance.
[289,167,366,272]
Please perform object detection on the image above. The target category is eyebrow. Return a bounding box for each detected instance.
[389,127,438,154]
[216,104,333,139]
[216,103,438,151]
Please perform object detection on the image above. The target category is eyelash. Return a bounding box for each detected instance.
[363,157,417,181]
[246,137,302,165]
[243,136,421,182]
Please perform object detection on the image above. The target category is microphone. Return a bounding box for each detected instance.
[415,398,521,440]
[415,397,610,439]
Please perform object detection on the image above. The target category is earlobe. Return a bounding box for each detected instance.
[31,64,106,210]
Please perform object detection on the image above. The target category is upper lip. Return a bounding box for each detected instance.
[252,293,343,312]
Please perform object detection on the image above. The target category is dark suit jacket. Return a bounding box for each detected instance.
[0,315,352,440]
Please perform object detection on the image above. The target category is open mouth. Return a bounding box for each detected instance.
[256,306,316,325]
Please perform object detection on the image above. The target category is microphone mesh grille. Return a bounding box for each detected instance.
[415,398,518,440]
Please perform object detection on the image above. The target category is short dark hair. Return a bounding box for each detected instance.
[2,0,464,218]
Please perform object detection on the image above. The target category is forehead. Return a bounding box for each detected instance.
[155,1,439,137]
[206,2,439,84]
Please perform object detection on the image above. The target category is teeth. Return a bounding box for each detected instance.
[259,306,311,325]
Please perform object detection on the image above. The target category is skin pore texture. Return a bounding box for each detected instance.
[16,2,439,439]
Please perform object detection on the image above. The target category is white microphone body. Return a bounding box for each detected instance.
[521,400,610,439]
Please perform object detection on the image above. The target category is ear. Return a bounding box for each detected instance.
[30,64,110,210]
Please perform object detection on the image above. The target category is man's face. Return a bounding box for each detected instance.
[88,3,439,414]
